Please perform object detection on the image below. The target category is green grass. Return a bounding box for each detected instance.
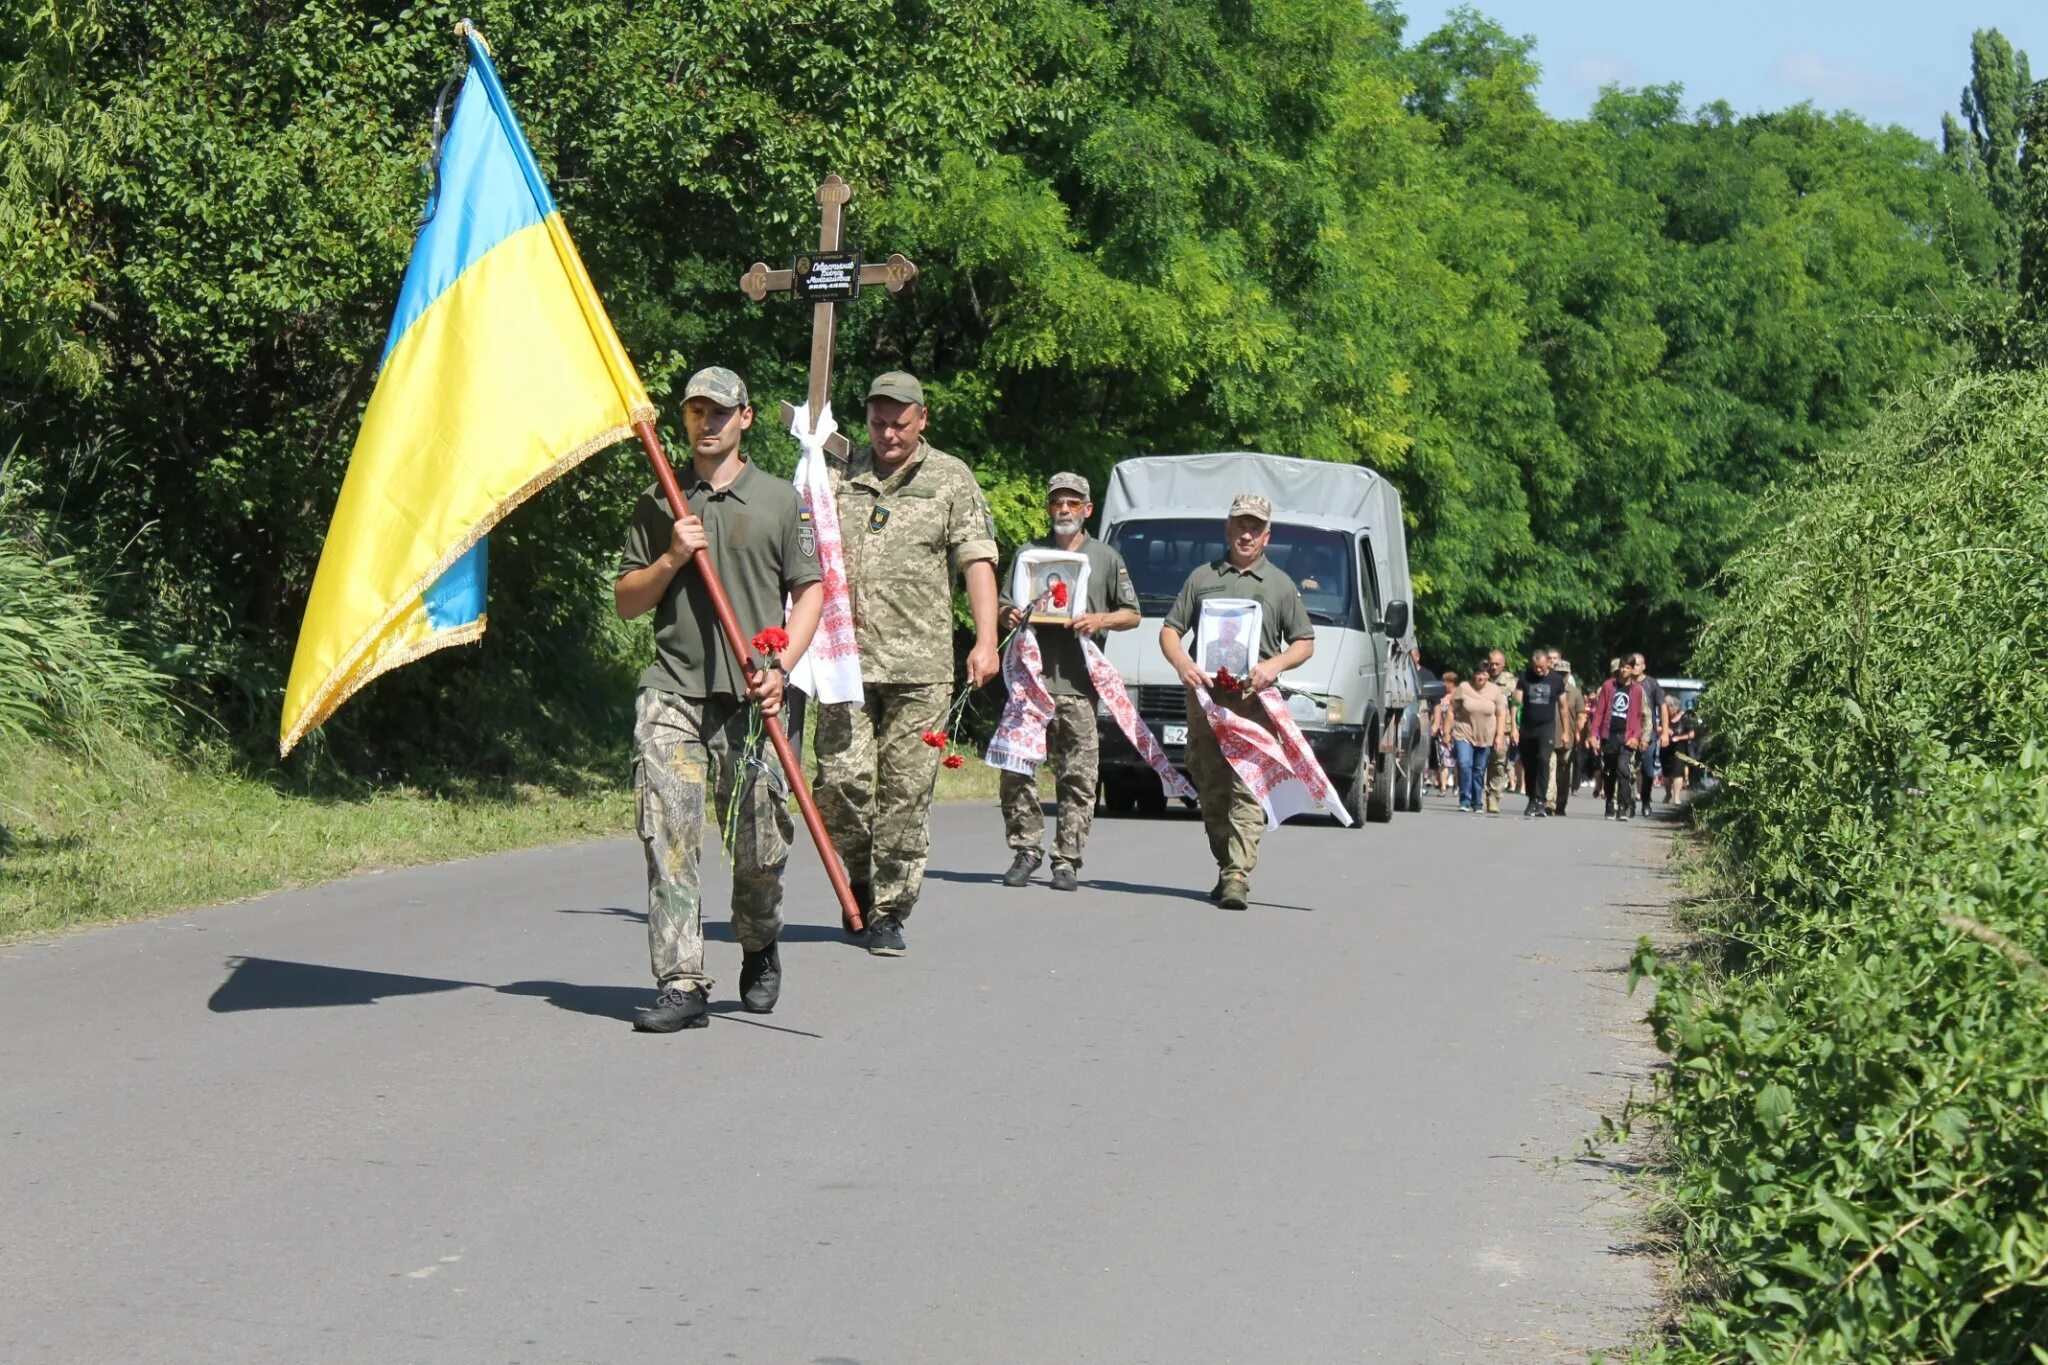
[0,731,633,940]
[0,727,1020,942]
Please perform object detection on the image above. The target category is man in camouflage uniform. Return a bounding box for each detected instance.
[1549,654,1585,815]
[614,367,824,1033]
[1157,493,1316,911]
[997,472,1142,892]
[815,371,1000,955]
[1484,647,1518,814]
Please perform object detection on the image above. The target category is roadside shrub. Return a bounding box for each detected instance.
[1627,369,2048,1360]
[0,504,170,749]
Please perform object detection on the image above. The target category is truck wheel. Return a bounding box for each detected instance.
[1366,749,1395,823]
[1104,780,1138,815]
[1136,785,1168,816]
[1401,751,1424,812]
[1340,753,1368,826]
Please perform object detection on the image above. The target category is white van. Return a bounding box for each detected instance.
[1094,452,1433,825]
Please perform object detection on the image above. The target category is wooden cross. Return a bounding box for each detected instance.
[739,174,918,459]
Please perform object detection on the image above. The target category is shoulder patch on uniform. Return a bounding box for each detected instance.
[798,524,817,557]
[869,506,891,534]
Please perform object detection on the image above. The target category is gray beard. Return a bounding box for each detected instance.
[1051,519,1081,537]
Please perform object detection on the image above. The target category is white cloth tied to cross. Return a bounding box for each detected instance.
[784,401,862,705]
[1196,685,1354,827]
[986,627,1196,801]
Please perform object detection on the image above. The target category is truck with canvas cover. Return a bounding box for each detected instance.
[1094,452,1432,825]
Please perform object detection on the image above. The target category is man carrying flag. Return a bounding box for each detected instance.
[282,23,869,957]
[1157,493,1325,910]
[615,368,823,1032]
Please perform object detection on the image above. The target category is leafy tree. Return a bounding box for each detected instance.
[0,0,2014,766]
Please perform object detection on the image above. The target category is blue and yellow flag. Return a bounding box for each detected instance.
[281,26,652,754]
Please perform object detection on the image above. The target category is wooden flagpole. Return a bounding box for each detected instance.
[630,418,862,935]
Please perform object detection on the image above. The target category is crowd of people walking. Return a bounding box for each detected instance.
[1430,649,1699,820]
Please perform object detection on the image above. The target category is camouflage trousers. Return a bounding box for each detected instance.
[1184,689,1271,879]
[633,688,791,991]
[999,694,1100,871]
[813,682,948,921]
[1484,743,1509,811]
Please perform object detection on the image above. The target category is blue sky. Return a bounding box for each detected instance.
[1395,1,2045,143]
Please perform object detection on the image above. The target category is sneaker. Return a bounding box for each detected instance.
[1001,851,1039,888]
[632,985,709,1033]
[1217,875,1250,911]
[739,942,781,1014]
[866,912,907,956]
[1619,812,1633,822]
[1533,807,1548,819]
[1049,865,1078,893]
[845,881,873,939]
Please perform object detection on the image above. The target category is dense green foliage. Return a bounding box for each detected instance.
[0,1,2013,768]
[1625,368,2048,1360]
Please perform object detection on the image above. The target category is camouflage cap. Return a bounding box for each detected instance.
[682,366,749,408]
[1227,491,1272,522]
[866,370,926,406]
[1047,471,1090,501]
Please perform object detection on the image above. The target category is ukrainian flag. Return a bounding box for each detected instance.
[280,25,653,755]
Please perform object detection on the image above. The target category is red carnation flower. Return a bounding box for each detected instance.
[751,626,790,657]
[1050,581,1069,608]
[1214,667,1242,695]
[922,730,948,747]
[942,754,966,769]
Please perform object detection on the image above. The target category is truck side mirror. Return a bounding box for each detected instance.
[1379,600,1410,638]
[1420,675,1447,703]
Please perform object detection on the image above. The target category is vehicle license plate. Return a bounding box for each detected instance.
[1162,724,1188,746]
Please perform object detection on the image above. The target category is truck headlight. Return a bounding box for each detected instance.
[1326,698,1345,725]
[1287,692,1325,725]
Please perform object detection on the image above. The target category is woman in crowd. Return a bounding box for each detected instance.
[1663,703,1698,803]
[1449,662,1509,814]
[1433,668,1461,794]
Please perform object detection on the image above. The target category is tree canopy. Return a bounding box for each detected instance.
[0,1,2018,765]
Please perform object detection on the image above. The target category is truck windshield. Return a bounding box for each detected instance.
[1106,518,1360,628]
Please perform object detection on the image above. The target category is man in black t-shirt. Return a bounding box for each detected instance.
[1517,649,1565,819]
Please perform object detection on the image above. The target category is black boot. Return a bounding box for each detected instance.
[1001,850,1040,888]
[1049,865,1078,892]
[740,941,781,1014]
[632,985,708,1033]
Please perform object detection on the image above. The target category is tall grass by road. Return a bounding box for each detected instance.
[1623,369,2048,1361]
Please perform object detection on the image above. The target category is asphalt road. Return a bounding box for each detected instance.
[1,791,1668,1364]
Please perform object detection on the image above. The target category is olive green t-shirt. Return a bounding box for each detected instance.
[1162,555,1315,662]
[1002,533,1141,697]
[618,460,821,700]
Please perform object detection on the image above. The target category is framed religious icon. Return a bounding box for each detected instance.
[1195,598,1262,678]
[1011,548,1090,625]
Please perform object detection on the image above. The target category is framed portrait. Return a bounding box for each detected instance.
[1010,548,1090,625]
[1195,598,1262,678]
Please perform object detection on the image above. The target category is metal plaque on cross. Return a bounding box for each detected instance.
[738,174,918,458]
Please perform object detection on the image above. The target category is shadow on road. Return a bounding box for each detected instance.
[495,983,825,1038]
[207,956,483,1013]
[553,908,856,945]
[920,868,1003,888]
[496,979,645,1021]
